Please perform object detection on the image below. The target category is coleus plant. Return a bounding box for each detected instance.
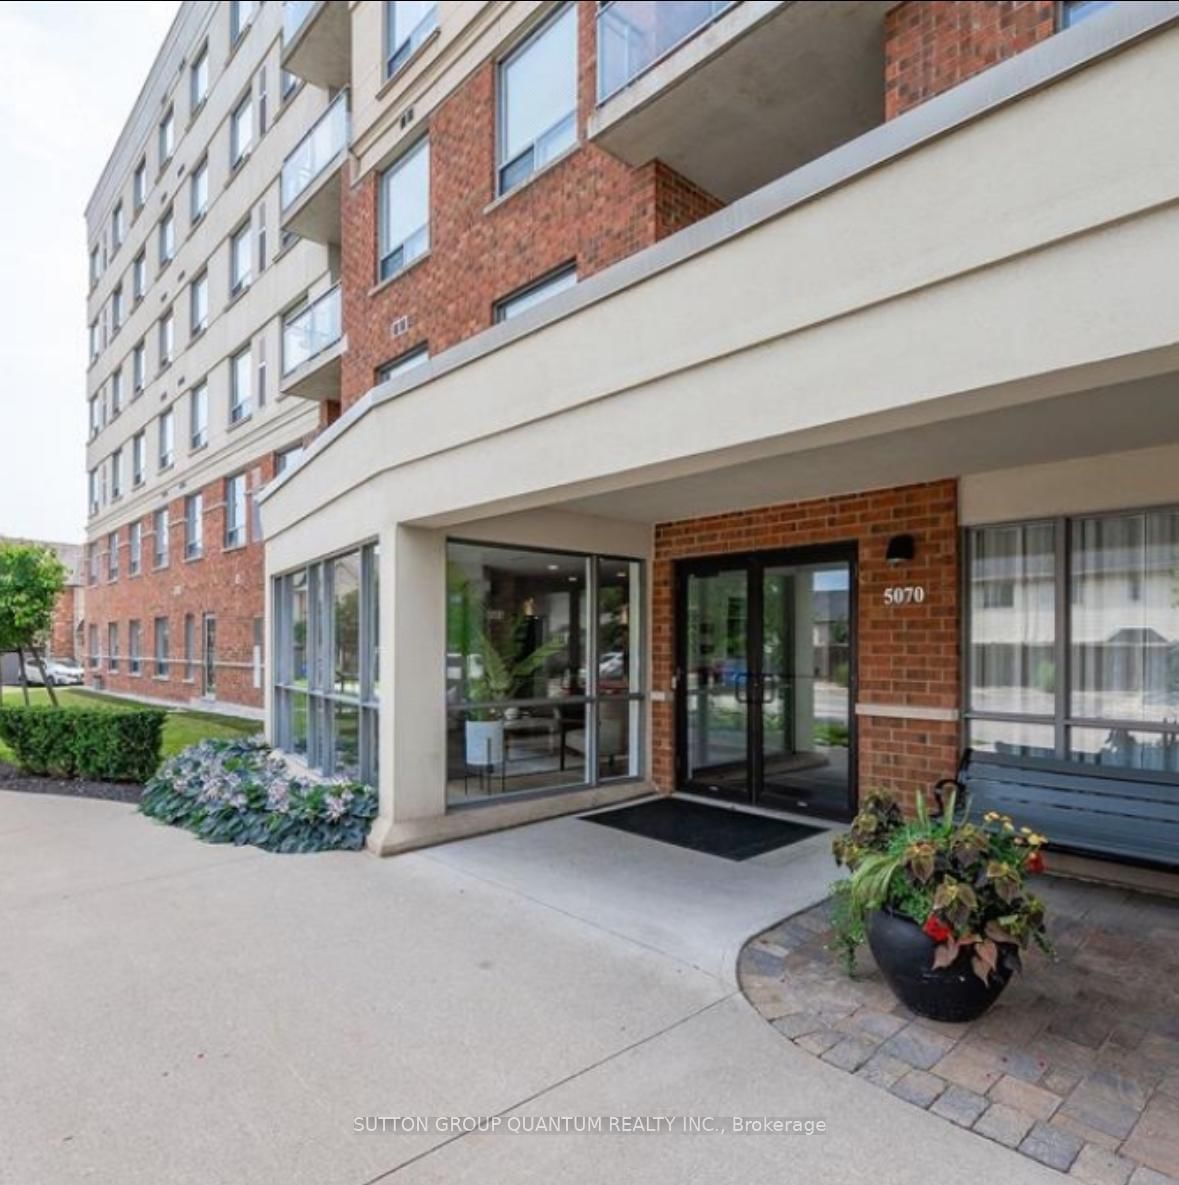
[831,789,1052,982]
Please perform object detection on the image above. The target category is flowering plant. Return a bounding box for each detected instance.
[140,737,377,853]
[830,789,1052,983]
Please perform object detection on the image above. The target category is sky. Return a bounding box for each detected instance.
[0,1,180,544]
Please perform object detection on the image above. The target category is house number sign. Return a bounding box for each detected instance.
[883,585,926,606]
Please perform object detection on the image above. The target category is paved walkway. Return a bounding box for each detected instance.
[740,880,1179,1184]
[1,789,1066,1185]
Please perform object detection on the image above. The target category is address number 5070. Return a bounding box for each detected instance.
[883,585,926,606]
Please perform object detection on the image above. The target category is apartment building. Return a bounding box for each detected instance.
[83,0,331,714]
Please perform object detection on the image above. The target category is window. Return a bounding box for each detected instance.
[378,138,430,281]
[256,201,267,274]
[89,397,100,441]
[108,622,119,671]
[153,508,169,567]
[190,381,208,449]
[107,530,120,581]
[129,620,142,675]
[257,65,268,136]
[230,93,253,167]
[376,344,429,383]
[224,473,247,548]
[111,368,123,416]
[154,617,170,677]
[256,337,267,407]
[133,249,147,301]
[385,1,438,77]
[133,340,146,393]
[191,43,209,110]
[111,202,125,252]
[132,430,146,486]
[129,521,142,576]
[158,406,175,469]
[967,509,1179,775]
[184,613,196,679]
[1061,0,1114,27]
[89,320,99,363]
[158,308,174,369]
[110,448,123,500]
[89,623,99,668]
[159,206,175,266]
[274,444,302,475]
[230,345,252,423]
[185,493,203,559]
[190,271,208,334]
[111,284,123,331]
[497,5,577,195]
[191,157,209,222]
[159,106,175,167]
[89,245,100,287]
[230,222,252,293]
[133,157,147,211]
[88,470,99,516]
[281,68,298,99]
[273,544,382,783]
[442,541,644,801]
[494,264,577,322]
[230,0,255,43]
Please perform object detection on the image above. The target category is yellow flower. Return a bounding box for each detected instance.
[1003,821,1015,833]
[984,811,1000,822]
[1020,827,1032,835]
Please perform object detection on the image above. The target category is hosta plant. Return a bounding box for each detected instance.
[830,789,1052,982]
[140,736,377,853]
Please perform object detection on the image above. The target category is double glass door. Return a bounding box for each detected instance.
[677,545,856,819]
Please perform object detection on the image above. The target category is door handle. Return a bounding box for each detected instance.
[761,674,779,704]
[734,672,751,703]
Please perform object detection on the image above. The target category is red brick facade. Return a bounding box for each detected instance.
[81,451,280,711]
[651,481,961,813]
[49,586,77,661]
[339,1,723,409]
[884,0,1056,119]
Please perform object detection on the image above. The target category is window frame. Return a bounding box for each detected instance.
[191,156,209,222]
[230,344,252,424]
[158,106,175,169]
[190,270,209,335]
[190,380,209,450]
[158,206,175,267]
[224,472,248,549]
[230,221,252,293]
[158,406,175,470]
[191,42,209,112]
[185,492,204,560]
[154,507,170,568]
[384,1,439,79]
[230,92,254,168]
[132,430,146,487]
[378,136,430,282]
[129,619,142,676]
[493,262,577,323]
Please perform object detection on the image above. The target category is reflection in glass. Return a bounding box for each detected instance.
[969,523,1056,717]
[291,570,308,686]
[334,701,360,779]
[1071,511,1179,725]
[968,718,1055,759]
[291,691,308,758]
[333,553,360,696]
[1070,726,1179,773]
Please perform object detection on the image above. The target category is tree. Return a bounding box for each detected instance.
[0,542,67,706]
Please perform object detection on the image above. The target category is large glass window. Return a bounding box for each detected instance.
[273,545,379,784]
[378,138,429,282]
[966,509,1179,775]
[497,5,577,195]
[445,541,643,805]
[385,1,437,77]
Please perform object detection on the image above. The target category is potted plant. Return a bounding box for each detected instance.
[463,625,563,768]
[830,789,1051,1022]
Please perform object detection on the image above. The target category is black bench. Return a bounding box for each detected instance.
[944,748,1179,870]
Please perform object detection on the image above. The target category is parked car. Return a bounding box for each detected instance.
[23,658,84,687]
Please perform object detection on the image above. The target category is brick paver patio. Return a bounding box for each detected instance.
[739,876,1179,1184]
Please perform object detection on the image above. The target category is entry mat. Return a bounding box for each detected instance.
[583,797,822,861]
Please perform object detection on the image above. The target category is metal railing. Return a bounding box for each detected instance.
[282,0,318,45]
[282,284,342,376]
[281,90,349,211]
[597,0,736,102]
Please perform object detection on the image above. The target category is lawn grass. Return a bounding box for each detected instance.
[0,687,261,766]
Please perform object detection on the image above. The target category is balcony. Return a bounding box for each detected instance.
[280,90,348,245]
[282,0,351,90]
[281,284,344,401]
[589,0,890,203]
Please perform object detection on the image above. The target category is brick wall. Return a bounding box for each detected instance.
[885,0,1056,120]
[651,480,961,812]
[340,1,724,408]
[81,450,281,711]
[48,586,77,661]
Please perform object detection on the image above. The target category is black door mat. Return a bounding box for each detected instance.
[583,797,822,861]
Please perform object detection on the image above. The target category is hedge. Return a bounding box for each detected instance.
[0,706,165,782]
[140,736,377,853]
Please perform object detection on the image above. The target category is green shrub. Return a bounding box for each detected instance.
[141,737,377,853]
[0,706,165,782]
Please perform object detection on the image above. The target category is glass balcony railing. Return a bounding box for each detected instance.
[282,284,342,376]
[597,0,736,102]
[283,0,318,45]
[281,90,349,212]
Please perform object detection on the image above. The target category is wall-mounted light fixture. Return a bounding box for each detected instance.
[885,533,916,565]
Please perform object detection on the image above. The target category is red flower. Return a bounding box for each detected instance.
[1026,850,1046,874]
[922,915,952,943]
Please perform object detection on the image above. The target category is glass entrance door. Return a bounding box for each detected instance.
[677,546,856,819]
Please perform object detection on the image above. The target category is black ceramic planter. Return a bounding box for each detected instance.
[867,909,1014,1023]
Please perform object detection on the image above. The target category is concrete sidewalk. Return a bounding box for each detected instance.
[0,790,1065,1184]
